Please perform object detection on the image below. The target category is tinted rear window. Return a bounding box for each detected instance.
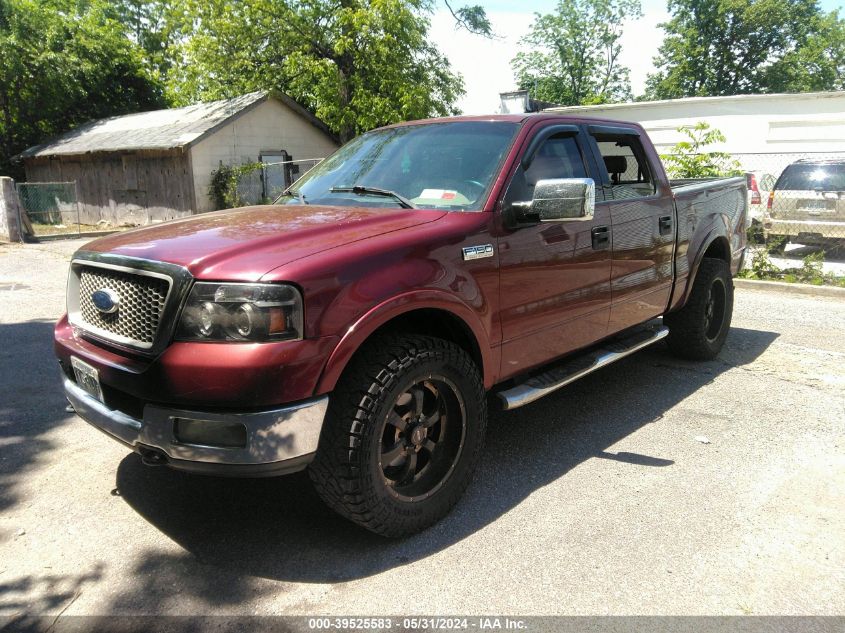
[775,163,845,191]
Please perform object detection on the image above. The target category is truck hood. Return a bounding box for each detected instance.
[83,205,447,280]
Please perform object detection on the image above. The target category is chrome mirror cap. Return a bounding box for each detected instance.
[532,178,596,222]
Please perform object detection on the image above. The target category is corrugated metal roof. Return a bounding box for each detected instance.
[18,92,273,159]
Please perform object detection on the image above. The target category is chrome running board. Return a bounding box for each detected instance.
[497,322,669,410]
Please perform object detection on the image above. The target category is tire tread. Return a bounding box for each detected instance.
[308,334,486,537]
[665,257,733,360]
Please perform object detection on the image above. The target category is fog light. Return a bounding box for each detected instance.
[174,418,247,448]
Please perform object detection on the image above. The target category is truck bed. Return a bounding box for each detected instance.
[668,175,748,301]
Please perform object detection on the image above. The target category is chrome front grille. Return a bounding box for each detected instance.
[67,254,192,354]
[77,267,169,346]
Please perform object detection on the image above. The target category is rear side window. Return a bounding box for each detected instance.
[504,134,589,205]
[775,163,845,192]
[591,133,656,200]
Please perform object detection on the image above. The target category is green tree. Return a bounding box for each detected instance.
[660,122,742,178]
[169,0,468,142]
[511,0,642,106]
[646,0,845,99]
[0,0,165,177]
[112,0,187,84]
[442,0,492,36]
[763,9,845,92]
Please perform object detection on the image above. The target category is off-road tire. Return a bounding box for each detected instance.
[308,334,487,537]
[665,257,733,360]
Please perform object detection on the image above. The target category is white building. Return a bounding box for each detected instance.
[540,91,845,175]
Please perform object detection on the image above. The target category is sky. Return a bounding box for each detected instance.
[428,0,845,115]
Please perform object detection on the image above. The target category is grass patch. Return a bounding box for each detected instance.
[739,247,845,287]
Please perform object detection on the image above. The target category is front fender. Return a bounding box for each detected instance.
[315,290,496,394]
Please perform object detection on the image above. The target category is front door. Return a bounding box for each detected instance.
[497,125,612,378]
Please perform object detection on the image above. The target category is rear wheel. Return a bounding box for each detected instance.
[308,334,486,537]
[665,257,733,360]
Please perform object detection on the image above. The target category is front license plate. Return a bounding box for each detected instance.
[71,356,104,403]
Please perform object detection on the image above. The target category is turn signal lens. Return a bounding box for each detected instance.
[268,307,287,335]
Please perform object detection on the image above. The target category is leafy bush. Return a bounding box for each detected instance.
[661,122,742,179]
[209,162,264,210]
[738,248,780,280]
[739,247,845,286]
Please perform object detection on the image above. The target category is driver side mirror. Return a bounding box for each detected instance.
[512,178,596,223]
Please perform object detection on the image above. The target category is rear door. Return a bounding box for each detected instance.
[586,125,674,335]
[497,123,612,376]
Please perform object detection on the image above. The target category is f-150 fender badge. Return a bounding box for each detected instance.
[462,244,494,261]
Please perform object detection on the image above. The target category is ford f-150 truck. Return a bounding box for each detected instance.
[55,115,747,536]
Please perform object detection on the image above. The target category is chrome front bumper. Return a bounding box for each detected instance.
[64,376,328,476]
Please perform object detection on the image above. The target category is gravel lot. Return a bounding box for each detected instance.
[0,238,843,618]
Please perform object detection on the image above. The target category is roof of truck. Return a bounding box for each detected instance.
[381,113,645,128]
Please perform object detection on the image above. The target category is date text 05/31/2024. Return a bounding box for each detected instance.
[307,617,529,630]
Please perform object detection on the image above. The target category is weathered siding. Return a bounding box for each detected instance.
[24,151,194,226]
[189,99,339,212]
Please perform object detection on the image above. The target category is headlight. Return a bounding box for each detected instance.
[175,283,303,342]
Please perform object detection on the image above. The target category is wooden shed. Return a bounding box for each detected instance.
[16,91,339,226]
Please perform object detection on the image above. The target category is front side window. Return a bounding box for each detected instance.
[591,133,656,200]
[503,134,589,206]
[278,121,519,211]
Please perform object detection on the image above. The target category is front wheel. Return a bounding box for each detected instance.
[308,334,487,537]
[664,257,733,360]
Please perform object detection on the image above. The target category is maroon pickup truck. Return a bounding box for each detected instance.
[55,115,747,536]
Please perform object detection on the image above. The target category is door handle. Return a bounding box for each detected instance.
[659,215,673,236]
[591,226,610,250]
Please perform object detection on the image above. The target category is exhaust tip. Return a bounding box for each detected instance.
[139,447,169,467]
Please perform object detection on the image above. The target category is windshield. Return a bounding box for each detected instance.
[775,163,845,192]
[279,121,519,211]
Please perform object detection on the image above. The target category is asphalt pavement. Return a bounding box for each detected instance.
[0,238,843,617]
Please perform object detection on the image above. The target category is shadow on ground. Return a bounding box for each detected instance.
[775,243,845,264]
[112,326,778,592]
[0,320,73,514]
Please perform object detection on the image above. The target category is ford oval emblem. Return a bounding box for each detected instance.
[91,288,120,314]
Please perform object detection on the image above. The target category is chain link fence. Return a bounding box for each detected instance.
[15,181,135,240]
[16,182,83,239]
[734,152,845,254]
[228,158,323,207]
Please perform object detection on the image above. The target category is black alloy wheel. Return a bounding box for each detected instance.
[379,377,466,501]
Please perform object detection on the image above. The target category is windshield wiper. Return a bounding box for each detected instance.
[275,188,307,204]
[330,185,416,209]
